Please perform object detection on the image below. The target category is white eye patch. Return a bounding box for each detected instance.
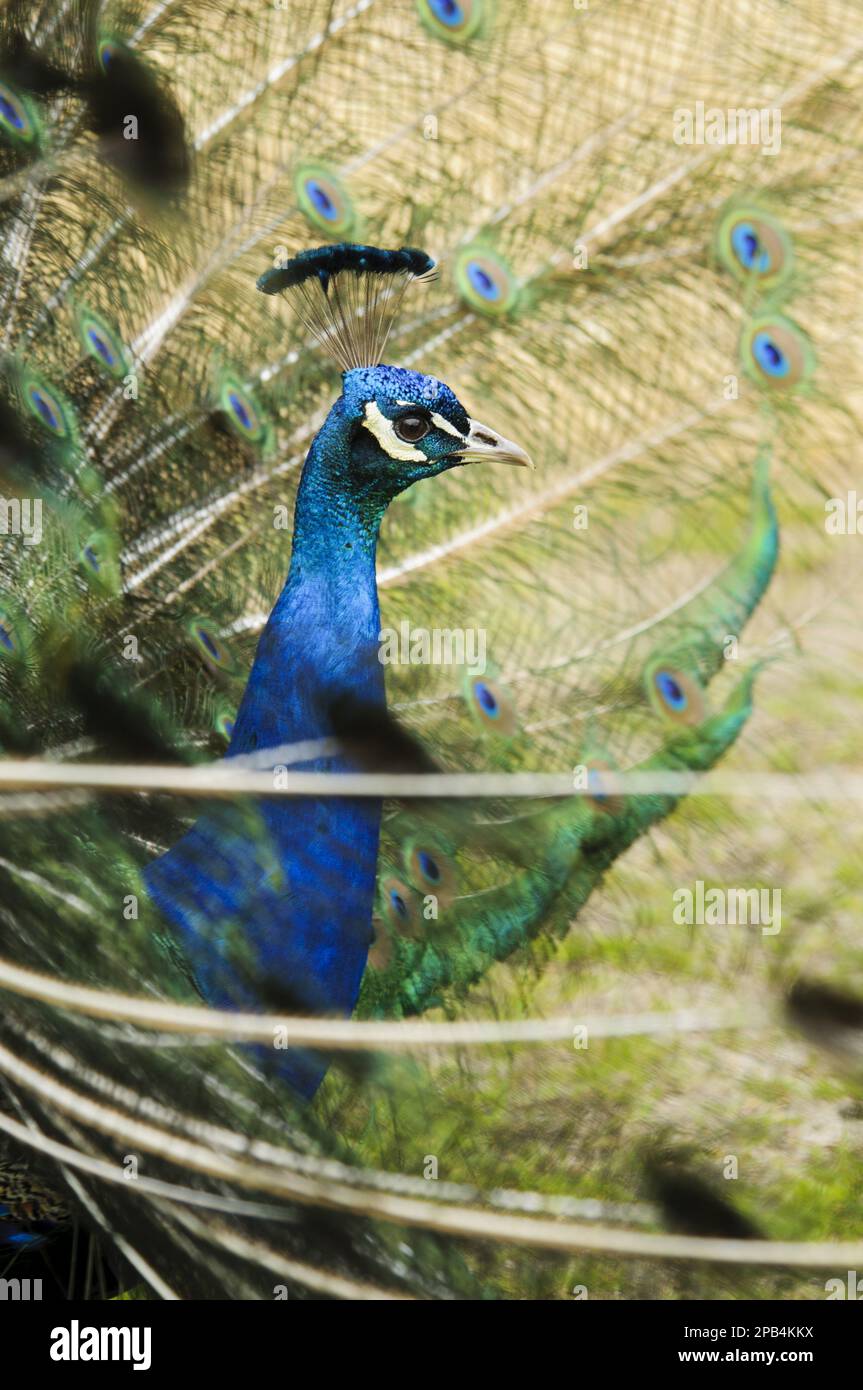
[394,400,464,440]
[362,401,425,461]
[432,411,463,438]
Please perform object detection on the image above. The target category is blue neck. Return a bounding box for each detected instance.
[229,398,387,756]
[145,396,391,1098]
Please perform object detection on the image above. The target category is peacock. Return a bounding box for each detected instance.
[0,0,861,1302]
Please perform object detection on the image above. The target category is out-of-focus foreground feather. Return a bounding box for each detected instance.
[0,0,861,1300]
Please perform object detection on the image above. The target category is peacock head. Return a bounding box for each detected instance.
[337,361,532,498]
[258,243,532,503]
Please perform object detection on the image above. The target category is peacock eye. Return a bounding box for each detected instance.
[393,410,431,443]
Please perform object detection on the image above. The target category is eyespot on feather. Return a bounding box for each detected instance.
[463,667,519,736]
[91,34,190,198]
[18,370,77,442]
[0,614,17,656]
[380,875,422,937]
[0,79,41,147]
[79,532,121,596]
[214,706,236,742]
[403,839,457,908]
[455,246,519,316]
[644,663,706,726]
[74,305,129,379]
[416,0,486,44]
[0,602,28,662]
[186,620,235,673]
[216,372,268,444]
[294,164,355,236]
[716,206,793,289]
[97,39,117,73]
[740,314,815,391]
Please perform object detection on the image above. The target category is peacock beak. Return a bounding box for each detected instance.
[456,417,535,470]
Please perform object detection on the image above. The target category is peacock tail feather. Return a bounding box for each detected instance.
[0,0,861,1302]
